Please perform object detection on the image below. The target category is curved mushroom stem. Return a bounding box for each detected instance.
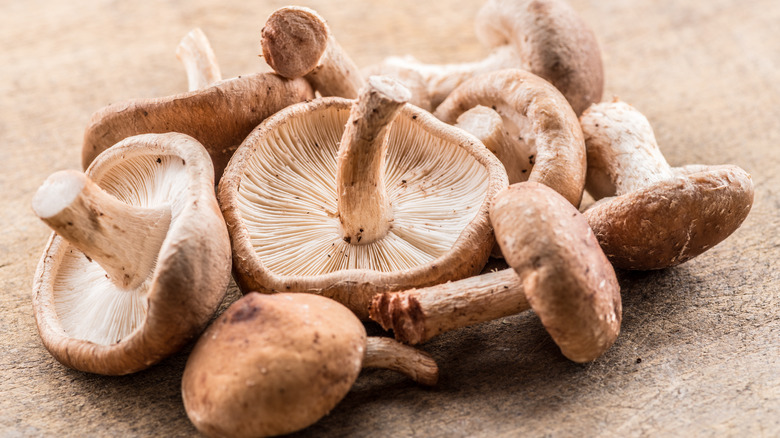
[369,268,528,345]
[377,45,524,109]
[176,28,222,91]
[362,337,439,386]
[455,105,532,184]
[32,170,171,290]
[337,76,411,245]
[579,100,674,200]
[261,6,363,98]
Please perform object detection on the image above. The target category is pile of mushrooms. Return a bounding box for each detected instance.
[28,1,755,436]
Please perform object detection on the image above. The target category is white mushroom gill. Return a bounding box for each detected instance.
[238,107,490,276]
[53,155,188,345]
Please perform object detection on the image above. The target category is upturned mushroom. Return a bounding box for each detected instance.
[260,6,433,110]
[82,31,314,181]
[182,292,438,438]
[580,100,755,270]
[370,182,622,363]
[32,133,231,375]
[219,76,508,318]
[366,0,603,113]
[435,68,586,207]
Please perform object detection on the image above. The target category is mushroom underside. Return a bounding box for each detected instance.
[50,154,189,345]
[235,104,490,277]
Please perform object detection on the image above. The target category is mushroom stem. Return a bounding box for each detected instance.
[369,268,528,345]
[261,6,363,98]
[580,100,675,200]
[379,45,524,109]
[455,105,532,184]
[176,28,222,91]
[336,76,411,245]
[32,169,171,290]
[362,337,439,386]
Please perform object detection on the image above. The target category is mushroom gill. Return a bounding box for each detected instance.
[235,106,490,276]
[52,155,187,345]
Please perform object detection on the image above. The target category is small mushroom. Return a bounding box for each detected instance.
[261,6,363,99]
[219,76,508,318]
[368,0,603,113]
[371,181,622,363]
[182,292,438,438]
[580,100,755,270]
[82,30,314,181]
[435,68,586,207]
[260,6,433,110]
[32,133,231,375]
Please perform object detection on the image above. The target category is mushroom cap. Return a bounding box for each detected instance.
[435,69,586,207]
[82,73,314,181]
[491,182,621,363]
[182,292,366,438]
[475,0,604,115]
[219,98,508,318]
[32,133,231,375]
[584,165,755,270]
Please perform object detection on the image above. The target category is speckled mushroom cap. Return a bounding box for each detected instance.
[491,182,621,363]
[580,101,755,270]
[435,69,586,207]
[32,133,231,375]
[219,97,508,319]
[182,292,367,438]
[82,73,314,181]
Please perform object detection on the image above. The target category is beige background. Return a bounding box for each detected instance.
[1,0,778,436]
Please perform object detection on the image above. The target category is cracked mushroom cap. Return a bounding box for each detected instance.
[491,182,622,362]
[219,95,508,319]
[82,73,313,181]
[580,101,755,269]
[32,133,231,375]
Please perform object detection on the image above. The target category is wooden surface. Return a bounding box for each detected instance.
[1,0,778,436]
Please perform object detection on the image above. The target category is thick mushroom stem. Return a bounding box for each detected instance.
[579,100,674,200]
[362,337,439,386]
[176,28,222,91]
[455,105,532,184]
[337,76,411,245]
[369,268,528,345]
[32,170,171,290]
[261,6,363,98]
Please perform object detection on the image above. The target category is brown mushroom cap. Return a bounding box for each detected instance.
[82,73,314,181]
[219,97,508,319]
[580,101,755,270]
[368,0,603,114]
[182,292,366,438]
[435,69,586,207]
[491,182,621,362]
[32,133,231,375]
[182,292,438,437]
[475,0,603,115]
[585,165,754,270]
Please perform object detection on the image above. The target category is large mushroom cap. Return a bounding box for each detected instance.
[182,292,366,438]
[580,101,755,270]
[491,182,621,362]
[585,165,754,270]
[219,97,508,318]
[32,133,231,375]
[82,73,314,181]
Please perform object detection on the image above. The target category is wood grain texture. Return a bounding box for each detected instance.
[1,0,778,436]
